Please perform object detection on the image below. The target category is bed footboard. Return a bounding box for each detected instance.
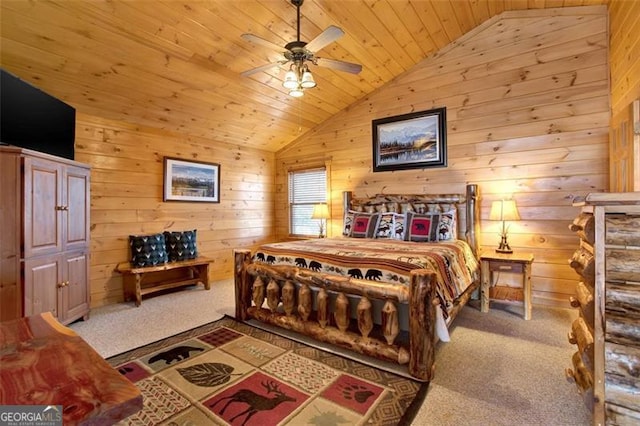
[234,249,439,381]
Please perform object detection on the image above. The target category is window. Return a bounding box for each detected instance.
[289,167,327,236]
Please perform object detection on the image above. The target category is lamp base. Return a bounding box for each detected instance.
[495,247,513,254]
[495,234,513,254]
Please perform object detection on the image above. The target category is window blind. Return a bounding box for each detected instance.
[288,167,327,236]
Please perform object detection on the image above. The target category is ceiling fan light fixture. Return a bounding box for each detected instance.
[289,87,304,97]
[300,67,316,89]
[283,68,299,89]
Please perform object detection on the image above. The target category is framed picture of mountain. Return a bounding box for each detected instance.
[372,107,447,172]
[163,157,220,202]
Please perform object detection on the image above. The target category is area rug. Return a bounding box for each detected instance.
[108,315,428,425]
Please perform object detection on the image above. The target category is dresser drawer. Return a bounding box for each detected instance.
[606,214,640,246]
[606,281,640,319]
[606,314,640,347]
[606,248,640,283]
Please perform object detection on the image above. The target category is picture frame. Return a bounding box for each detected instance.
[372,107,447,172]
[163,157,220,203]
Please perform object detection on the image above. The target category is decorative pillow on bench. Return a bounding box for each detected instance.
[129,233,168,267]
[164,230,198,261]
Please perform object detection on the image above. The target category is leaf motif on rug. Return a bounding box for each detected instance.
[308,410,351,425]
[177,362,239,387]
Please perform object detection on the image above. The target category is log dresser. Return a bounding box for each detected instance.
[567,192,640,425]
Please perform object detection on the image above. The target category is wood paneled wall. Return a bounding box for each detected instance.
[608,0,640,192]
[74,113,275,307]
[275,6,610,307]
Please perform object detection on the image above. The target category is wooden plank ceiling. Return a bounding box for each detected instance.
[0,0,609,153]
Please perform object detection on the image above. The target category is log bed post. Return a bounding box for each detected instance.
[408,270,438,381]
[466,183,480,258]
[234,249,252,320]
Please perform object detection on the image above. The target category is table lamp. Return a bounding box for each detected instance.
[311,203,329,238]
[489,199,520,253]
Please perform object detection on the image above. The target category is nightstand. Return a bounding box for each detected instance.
[480,252,534,320]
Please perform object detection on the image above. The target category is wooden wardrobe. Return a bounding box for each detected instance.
[0,146,91,325]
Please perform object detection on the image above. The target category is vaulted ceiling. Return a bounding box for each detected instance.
[0,0,609,152]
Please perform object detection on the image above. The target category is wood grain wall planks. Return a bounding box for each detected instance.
[74,113,276,307]
[275,7,610,307]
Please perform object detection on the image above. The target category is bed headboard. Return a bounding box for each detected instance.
[342,184,480,257]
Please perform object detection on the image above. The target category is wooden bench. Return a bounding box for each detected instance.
[116,257,211,306]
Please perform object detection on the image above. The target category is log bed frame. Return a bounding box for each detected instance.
[234,184,480,381]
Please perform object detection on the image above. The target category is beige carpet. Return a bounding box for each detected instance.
[70,279,591,425]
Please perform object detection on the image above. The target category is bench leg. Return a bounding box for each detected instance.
[200,263,210,290]
[134,273,142,307]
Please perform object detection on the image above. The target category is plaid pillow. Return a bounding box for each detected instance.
[404,212,441,242]
[351,212,380,238]
[129,233,168,267]
[164,230,198,261]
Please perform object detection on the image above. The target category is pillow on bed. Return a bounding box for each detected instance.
[404,212,441,242]
[392,213,406,240]
[438,209,457,241]
[164,230,198,261]
[374,212,395,238]
[351,212,380,238]
[343,210,357,236]
[129,233,168,267]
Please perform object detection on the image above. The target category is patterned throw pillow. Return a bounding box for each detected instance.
[438,209,457,241]
[392,213,406,240]
[343,210,357,236]
[404,212,441,242]
[351,212,380,238]
[374,212,395,238]
[164,230,198,261]
[129,233,168,267]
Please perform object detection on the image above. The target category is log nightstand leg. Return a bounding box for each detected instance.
[480,259,490,313]
[523,262,532,320]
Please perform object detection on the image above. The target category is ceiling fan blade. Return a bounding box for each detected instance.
[305,25,344,53]
[241,60,288,77]
[241,33,287,54]
[315,57,362,74]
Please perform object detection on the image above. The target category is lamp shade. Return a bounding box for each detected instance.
[300,69,316,89]
[489,200,520,221]
[311,203,329,219]
[283,69,299,89]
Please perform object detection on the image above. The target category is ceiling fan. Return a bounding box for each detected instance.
[240,0,362,97]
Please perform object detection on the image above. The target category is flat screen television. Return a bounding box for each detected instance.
[1,69,76,160]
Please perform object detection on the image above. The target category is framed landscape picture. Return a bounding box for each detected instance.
[163,157,220,203]
[372,107,447,172]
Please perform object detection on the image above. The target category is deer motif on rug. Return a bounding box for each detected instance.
[209,380,296,425]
